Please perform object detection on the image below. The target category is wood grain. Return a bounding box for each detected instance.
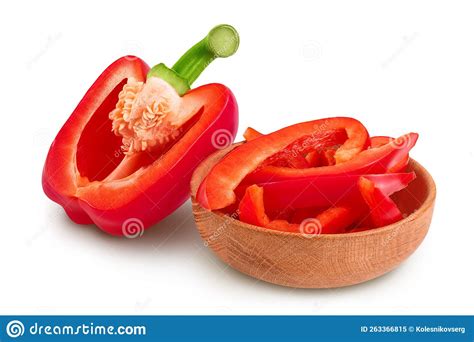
[190,144,436,288]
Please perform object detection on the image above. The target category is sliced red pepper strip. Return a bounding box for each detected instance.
[243,127,263,141]
[258,129,348,169]
[243,127,323,169]
[245,133,417,184]
[370,136,393,148]
[238,184,362,235]
[265,206,361,235]
[358,176,403,227]
[197,117,370,210]
[265,220,300,233]
[238,185,270,227]
[370,136,409,172]
[313,206,362,234]
[244,127,349,169]
[252,172,416,212]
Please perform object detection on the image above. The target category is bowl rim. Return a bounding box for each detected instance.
[191,147,436,240]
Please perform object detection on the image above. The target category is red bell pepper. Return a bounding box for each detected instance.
[43,25,240,236]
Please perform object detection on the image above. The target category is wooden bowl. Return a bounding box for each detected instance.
[190,144,436,288]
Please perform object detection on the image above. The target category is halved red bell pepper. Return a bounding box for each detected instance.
[43,25,240,236]
[198,117,370,210]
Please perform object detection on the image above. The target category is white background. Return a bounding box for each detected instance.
[1,0,473,315]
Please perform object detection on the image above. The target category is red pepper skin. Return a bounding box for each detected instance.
[43,57,149,225]
[198,117,369,210]
[370,136,392,148]
[245,133,417,184]
[291,207,320,223]
[243,127,262,141]
[238,184,270,227]
[254,172,416,213]
[258,205,361,235]
[313,206,362,234]
[266,220,300,233]
[358,176,403,227]
[43,56,238,235]
[243,127,343,169]
[369,136,409,172]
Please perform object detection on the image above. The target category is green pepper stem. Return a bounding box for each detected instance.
[147,24,239,96]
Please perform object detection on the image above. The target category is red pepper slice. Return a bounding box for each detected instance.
[243,127,344,169]
[198,117,370,210]
[244,132,417,184]
[358,176,403,227]
[239,189,362,235]
[243,127,262,141]
[250,172,415,212]
[313,206,362,234]
[266,220,301,233]
[369,135,410,172]
[370,136,391,148]
[202,120,418,234]
[238,185,270,227]
[43,25,240,235]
